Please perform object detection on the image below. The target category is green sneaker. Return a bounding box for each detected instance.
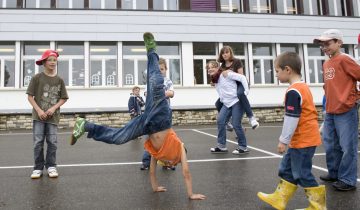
[143,32,156,51]
[70,117,86,145]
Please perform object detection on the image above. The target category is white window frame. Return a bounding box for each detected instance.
[122,55,146,86]
[254,0,272,13]
[248,43,276,85]
[90,55,117,87]
[303,44,326,84]
[57,55,85,87]
[153,0,179,10]
[193,55,217,86]
[0,57,15,88]
[220,0,240,12]
[284,0,298,14]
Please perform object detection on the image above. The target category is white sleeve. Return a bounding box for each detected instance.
[279,115,299,145]
[228,72,249,95]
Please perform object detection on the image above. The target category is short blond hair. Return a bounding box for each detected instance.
[132,86,140,91]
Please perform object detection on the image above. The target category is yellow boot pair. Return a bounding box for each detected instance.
[296,185,327,210]
[257,179,298,210]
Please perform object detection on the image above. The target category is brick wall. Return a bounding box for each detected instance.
[0,107,324,131]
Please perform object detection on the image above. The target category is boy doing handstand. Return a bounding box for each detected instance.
[70,32,205,200]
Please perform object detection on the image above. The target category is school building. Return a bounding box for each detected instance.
[0,0,359,129]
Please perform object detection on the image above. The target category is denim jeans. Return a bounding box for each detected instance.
[323,106,358,186]
[215,83,253,119]
[33,120,58,170]
[278,147,318,188]
[217,101,247,149]
[142,150,151,167]
[85,50,172,145]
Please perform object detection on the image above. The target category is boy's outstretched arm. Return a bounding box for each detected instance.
[149,157,167,193]
[180,146,206,200]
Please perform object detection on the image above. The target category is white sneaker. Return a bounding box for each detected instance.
[30,170,43,179]
[47,167,59,178]
[249,117,259,130]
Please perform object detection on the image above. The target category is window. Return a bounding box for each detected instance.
[56,0,84,9]
[89,0,116,9]
[250,43,276,84]
[25,0,51,8]
[220,0,241,12]
[122,0,148,10]
[277,0,298,14]
[56,42,85,87]
[278,43,305,82]
[303,0,322,15]
[123,42,181,86]
[328,0,350,16]
[222,42,247,76]
[193,42,217,85]
[0,0,17,8]
[90,42,117,87]
[250,0,272,13]
[353,0,360,16]
[22,42,50,87]
[153,0,178,10]
[306,44,325,84]
[0,42,16,88]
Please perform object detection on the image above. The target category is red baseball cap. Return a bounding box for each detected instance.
[35,49,59,66]
[356,34,360,49]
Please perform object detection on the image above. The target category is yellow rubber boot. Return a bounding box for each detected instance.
[296,185,327,210]
[257,179,298,210]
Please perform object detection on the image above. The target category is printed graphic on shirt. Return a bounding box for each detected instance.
[40,84,61,112]
[285,90,302,118]
[324,67,335,80]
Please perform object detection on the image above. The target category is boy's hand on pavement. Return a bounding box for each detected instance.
[153,186,167,192]
[189,194,206,200]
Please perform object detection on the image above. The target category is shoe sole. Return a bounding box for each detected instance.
[70,134,77,145]
[31,174,42,179]
[320,177,338,183]
[257,193,284,210]
[48,174,59,178]
[232,151,250,155]
[333,186,356,191]
[252,124,259,130]
[210,151,228,153]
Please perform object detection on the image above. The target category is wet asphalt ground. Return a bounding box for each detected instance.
[0,124,359,210]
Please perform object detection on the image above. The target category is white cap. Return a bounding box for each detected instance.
[313,29,343,44]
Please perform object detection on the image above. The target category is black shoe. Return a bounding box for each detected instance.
[332,180,356,191]
[319,175,338,183]
[210,147,228,153]
[140,165,149,170]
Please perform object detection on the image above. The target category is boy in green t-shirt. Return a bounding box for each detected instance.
[26,49,68,179]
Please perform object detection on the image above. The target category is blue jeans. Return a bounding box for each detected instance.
[279,147,318,188]
[217,101,247,149]
[33,120,58,170]
[323,106,358,186]
[142,150,151,167]
[85,50,172,144]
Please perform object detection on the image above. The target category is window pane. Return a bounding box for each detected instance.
[90,60,102,86]
[25,0,36,8]
[23,60,39,86]
[169,59,180,85]
[253,60,262,84]
[354,0,360,16]
[56,0,69,8]
[277,0,285,13]
[264,60,274,84]
[157,43,179,55]
[57,61,69,85]
[23,42,49,86]
[105,59,117,86]
[286,0,297,14]
[24,42,50,55]
[122,0,132,9]
[194,60,204,84]
[0,42,15,56]
[4,60,15,87]
[104,0,116,9]
[252,43,272,56]
[90,43,117,55]
[307,44,324,56]
[57,42,84,55]
[123,42,146,55]
[73,0,84,8]
[123,42,179,55]
[167,0,178,10]
[249,0,257,12]
[136,0,148,9]
[223,42,245,55]
[317,60,324,83]
[90,0,101,8]
[280,43,299,53]
[138,60,147,85]
[153,0,165,10]
[259,0,271,13]
[39,0,51,8]
[193,43,216,55]
[123,59,134,85]
[220,0,240,12]
[308,60,316,83]
[73,59,85,86]
[2,0,17,8]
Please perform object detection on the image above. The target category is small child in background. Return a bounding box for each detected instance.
[128,86,145,119]
[257,52,326,210]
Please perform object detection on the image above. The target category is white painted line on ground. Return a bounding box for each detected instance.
[0,156,281,169]
[192,129,360,183]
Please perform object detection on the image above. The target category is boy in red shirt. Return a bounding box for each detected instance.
[314,29,360,191]
[257,52,326,210]
[70,32,205,200]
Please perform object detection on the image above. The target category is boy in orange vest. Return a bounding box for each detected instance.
[70,32,205,200]
[257,52,326,210]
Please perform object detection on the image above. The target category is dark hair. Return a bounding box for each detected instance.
[217,46,235,64]
[275,52,302,75]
